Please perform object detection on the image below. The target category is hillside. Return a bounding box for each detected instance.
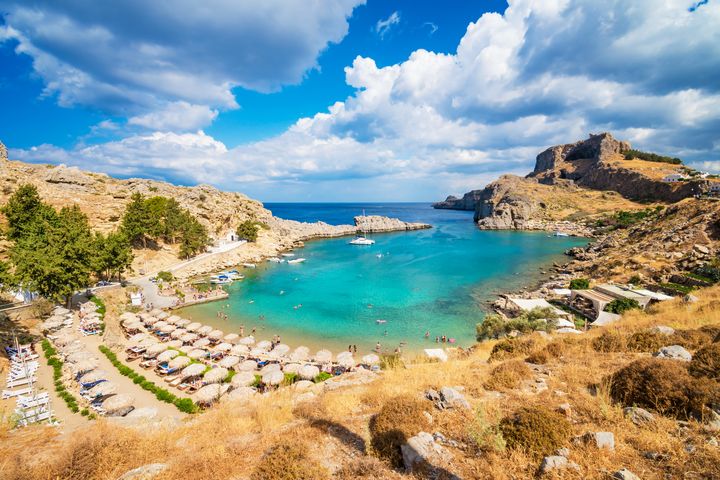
[2,285,719,479]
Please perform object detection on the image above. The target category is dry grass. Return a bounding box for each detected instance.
[368,394,432,467]
[3,287,720,479]
[483,360,532,391]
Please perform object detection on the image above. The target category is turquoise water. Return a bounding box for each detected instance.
[179,204,586,354]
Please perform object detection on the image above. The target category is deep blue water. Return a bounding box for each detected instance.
[179,203,586,354]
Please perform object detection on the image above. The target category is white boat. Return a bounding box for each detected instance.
[350,209,375,245]
[242,263,257,269]
[267,257,284,263]
[553,231,570,237]
[222,270,244,280]
[287,258,306,264]
[281,253,295,257]
[210,274,233,285]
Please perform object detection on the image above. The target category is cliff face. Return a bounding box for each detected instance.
[432,190,484,211]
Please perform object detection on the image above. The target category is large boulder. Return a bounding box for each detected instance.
[401,432,457,477]
[654,345,692,362]
[116,464,167,480]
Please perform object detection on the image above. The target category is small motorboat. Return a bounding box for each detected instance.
[267,257,283,263]
[242,263,257,269]
[221,270,244,280]
[350,236,375,245]
[375,319,387,324]
[281,253,295,257]
[553,231,570,237]
[210,274,233,285]
[287,258,306,264]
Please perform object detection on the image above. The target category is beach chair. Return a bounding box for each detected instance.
[168,377,184,388]
[2,387,33,399]
[6,377,37,388]
[164,374,180,384]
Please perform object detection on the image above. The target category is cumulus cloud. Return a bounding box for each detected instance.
[375,11,400,38]
[10,0,720,201]
[0,0,363,119]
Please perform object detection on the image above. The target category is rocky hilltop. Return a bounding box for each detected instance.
[434,133,709,234]
[0,148,429,277]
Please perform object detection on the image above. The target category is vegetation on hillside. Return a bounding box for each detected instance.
[596,206,664,230]
[236,219,269,243]
[476,307,559,341]
[120,193,209,258]
[624,148,682,165]
[0,185,133,303]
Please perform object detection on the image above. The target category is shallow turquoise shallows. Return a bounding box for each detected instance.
[179,204,586,355]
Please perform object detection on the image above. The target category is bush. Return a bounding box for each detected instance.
[488,337,537,362]
[526,341,566,364]
[592,331,627,352]
[156,271,174,283]
[624,148,682,165]
[669,328,717,350]
[250,440,329,480]
[689,343,720,381]
[626,331,665,352]
[696,264,720,283]
[499,407,572,458]
[313,372,332,383]
[484,360,532,391]
[569,278,590,290]
[605,298,641,314]
[605,358,719,420]
[369,395,432,467]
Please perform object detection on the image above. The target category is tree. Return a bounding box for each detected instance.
[179,212,208,258]
[605,298,640,314]
[93,231,134,281]
[121,193,153,247]
[0,184,58,241]
[569,278,590,290]
[11,205,95,305]
[236,219,267,243]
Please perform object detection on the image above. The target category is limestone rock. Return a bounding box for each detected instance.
[116,464,167,480]
[401,432,456,477]
[354,215,431,233]
[576,431,615,451]
[44,165,96,187]
[694,244,710,255]
[654,345,692,362]
[624,407,655,426]
[613,468,641,480]
[650,325,675,336]
[426,387,470,410]
[539,455,579,474]
[432,190,484,211]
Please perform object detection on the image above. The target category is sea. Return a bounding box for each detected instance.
[178,203,586,355]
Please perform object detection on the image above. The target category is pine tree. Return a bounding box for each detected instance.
[121,193,153,248]
[0,184,58,240]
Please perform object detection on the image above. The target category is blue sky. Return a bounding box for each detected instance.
[1,0,719,201]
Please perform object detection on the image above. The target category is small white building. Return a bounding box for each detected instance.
[663,173,684,183]
[130,292,143,307]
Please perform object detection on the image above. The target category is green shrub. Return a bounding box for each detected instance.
[314,372,332,383]
[624,149,682,165]
[80,409,89,417]
[250,440,329,480]
[658,282,694,295]
[369,395,432,468]
[499,407,572,458]
[605,298,641,314]
[569,278,590,290]
[156,271,174,282]
[696,264,720,283]
[689,343,720,381]
[605,358,719,420]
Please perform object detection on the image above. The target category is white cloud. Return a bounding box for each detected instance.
[10,0,720,201]
[375,11,400,39]
[0,0,363,119]
[128,102,218,131]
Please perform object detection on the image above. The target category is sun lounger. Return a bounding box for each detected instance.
[164,374,180,384]
[168,377,184,388]
[18,410,52,426]
[17,393,50,409]
[2,387,33,399]
[6,377,37,388]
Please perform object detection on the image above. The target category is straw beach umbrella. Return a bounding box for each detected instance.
[203,367,229,385]
[166,340,183,348]
[169,356,191,370]
[160,324,176,334]
[214,342,232,353]
[157,350,179,362]
[149,308,163,316]
[88,381,117,397]
[79,370,108,383]
[180,332,199,344]
[153,321,168,330]
[188,349,208,360]
[223,333,240,344]
[196,384,229,406]
[283,363,301,374]
[170,328,186,339]
[231,371,256,388]
[249,348,266,357]
[54,333,76,346]
[337,356,355,368]
[256,340,272,351]
[239,336,255,345]
[260,363,281,375]
[208,330,224,342]
[179,345,194,354]
[167,315,182,324]
[186,322,202,332]
[198,325,213,336]
[139,338,159,348]
[219,355,240,369]
[298,365,320,381]
[66,352,96,363]
[144,343,169,358]
[193,338,211,349]
[237,360,258,372]
[269,344,290,358]
[176,318,190,327]
[361,354,380,366]
[179,363,206,380]
[290,346,310,362]
[128,333,148,344]
[120,312,137,321]
[102,394,135,416]
[71,359,98,374]
[315,350,332,363]
[156,311,169,320]
[262,370,284,386]
[144,316,160,327]
[337,351,353,360]
[226,386,256,401]
[230,344,249,356]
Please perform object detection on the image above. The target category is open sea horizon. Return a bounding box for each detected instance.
[178,203,586,355]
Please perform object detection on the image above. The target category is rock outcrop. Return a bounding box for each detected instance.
[0,141,7,162]
[432,190,484,211]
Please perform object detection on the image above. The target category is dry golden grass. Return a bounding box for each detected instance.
[3,287,720,480]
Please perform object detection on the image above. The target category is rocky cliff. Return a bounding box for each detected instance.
[432,190,484,211]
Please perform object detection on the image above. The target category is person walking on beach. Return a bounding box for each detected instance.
[353,345,357,354]
[375,342,381,352]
